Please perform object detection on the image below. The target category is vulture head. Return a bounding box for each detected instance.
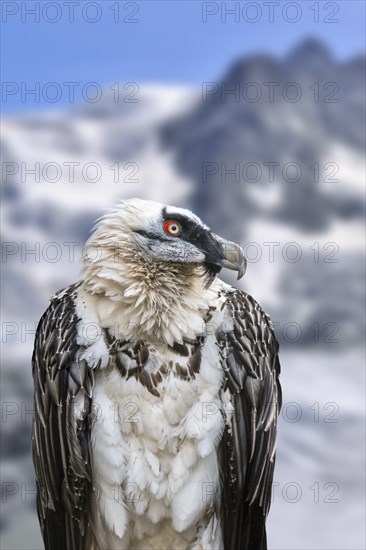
[80,199,246,343]
[82,198,246,285]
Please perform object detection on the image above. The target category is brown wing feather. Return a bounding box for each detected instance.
[32,283,95,550]
[218,290,282,550]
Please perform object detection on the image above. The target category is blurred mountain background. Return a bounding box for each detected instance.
[1,39,365,549]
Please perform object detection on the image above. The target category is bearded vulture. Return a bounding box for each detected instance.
[32,199,281,550]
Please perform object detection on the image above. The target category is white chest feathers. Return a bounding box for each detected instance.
[73,285,233,549]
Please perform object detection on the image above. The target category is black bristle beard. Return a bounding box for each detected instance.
[201,263,222,288]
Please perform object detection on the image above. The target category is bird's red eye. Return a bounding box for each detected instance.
[164,220,181,236]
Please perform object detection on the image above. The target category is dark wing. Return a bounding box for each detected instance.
[32,283,95,550]
[218,290,282,550]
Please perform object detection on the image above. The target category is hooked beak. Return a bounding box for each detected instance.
[203,234,247,280]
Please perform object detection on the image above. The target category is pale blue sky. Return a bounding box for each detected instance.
[1,0,365,112]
